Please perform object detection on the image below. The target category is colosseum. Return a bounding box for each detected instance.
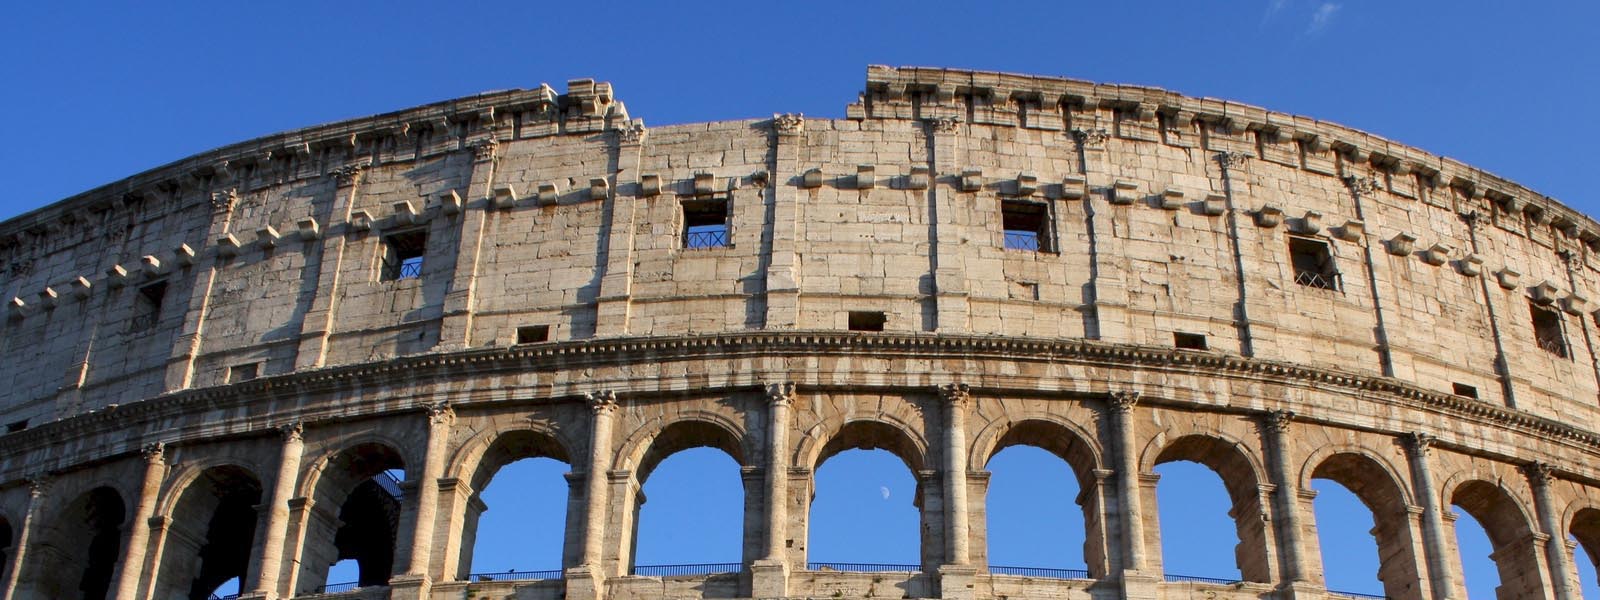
[0,65,1596,600]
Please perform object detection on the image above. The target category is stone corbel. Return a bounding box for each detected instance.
[960,169,984,193]
[69,276,93,299]
[348,210,374,232]
[1110,180,1139,205]
[905,166,930,191]
[173,244,196,267]
[438,190,462,215]
[1496,267,1521,290]
[6,297,26,320]
[36,287,57,311]
[1562,293,1588,315]
[854,165,876,190]
[215,234,242,258]
[589,178,610,201]
[297,218,322,241]
[391,201,420,227]
[1158,188,1184,210]
[490,185,518,210]
[640,174,663,196]
[694,172,716,195]
[1530,280,1560,305]
[1201,194,1227,216]
[1387,233,1417,256]
[140,255,166,277]
[1525,204,1550,226]
[1013,172,1038,197]
[106,264,132,286]
[256,226,282,249]
[1421,243,1451,266]
[800,169,824,189]
[751,170,770,187]
[537,182,562,206]
[1254,204,1284,228]
[1457,254,1484,277]
[1297,132,1331,154]
[1333,220,1364,242]
[1296,210,1323,235]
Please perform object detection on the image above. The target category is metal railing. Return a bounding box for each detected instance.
[1003,231,1041,252]
[1327,590,1387,600]
[1163,572,1240,585]
[373,471,403,499]
[631,563,742,577]
[684,229,730,249]
[208,594,240,600]
[470,568,564,582]
[1293,269,1341,291]
[314,580,360,594]
[806,562,920,573]
[988,565,1091,579]
[128,313,159,334]
[1536,334,1569,357]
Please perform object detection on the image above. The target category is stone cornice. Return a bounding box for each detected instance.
[5,331,1600,478]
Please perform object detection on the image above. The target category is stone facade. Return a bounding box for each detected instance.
[0,66,1596,600]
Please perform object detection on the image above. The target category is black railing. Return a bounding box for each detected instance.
[1327,590,1387,600]
[988,565,1091,579]
[470,568,564,582]
[208,594,240,600]
[1536,334,1569,358]
[684,229,730,249]
[806,562,920,573]
[1004,231,1041,252]
[1293,269,1341,291]
[631,563,742,577]
[314,580,360,594]
[374,471,403,499]
[1163,572,1240,585]
[128,313,159,334]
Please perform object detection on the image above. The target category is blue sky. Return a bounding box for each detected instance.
[6,3,1595,598]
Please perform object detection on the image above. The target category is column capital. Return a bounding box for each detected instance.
[1071,127,1109,147]
[940,382,972,407]
[587,390,619,415]
[1107,391,1140,414]
[765,381,797,407]
[1521,461,1556,486]
[1400,431,1436,455]
[1258,409,1295,434]
[26,474,52,499]
[280,422,304,443]
[773,113,806,136]
[426,401,455,426]
[141,441,166,464]
[1216,151,1250,170]
[925,116,962,135]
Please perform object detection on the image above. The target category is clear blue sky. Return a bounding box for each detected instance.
[7,3,1595,598]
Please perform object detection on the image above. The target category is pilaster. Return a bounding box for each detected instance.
[1402,433,1457,600]
[595,124,646,336]
[436,141,498,349]
[765,114,805,329]
[292,165,361,369]
[927,116,970,332]
[163,189,238,391]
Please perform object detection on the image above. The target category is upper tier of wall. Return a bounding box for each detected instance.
[2,65,1597,437]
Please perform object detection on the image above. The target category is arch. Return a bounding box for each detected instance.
[154,455,266,522]
[21,485,127,600]
[149,464,265,600]
[294,441,407,595]
[1149,433,1271,583]
[296,432,418,500]
[1297,444,1414,508]
[615,410,750,481]
[1570,507,1600,577]
[974,416,1101,485]
[1308,451,1424,600]
[1445,478,1544,599]
[450,425,576,580]
[446,420,578,489]
[804,418,928,474]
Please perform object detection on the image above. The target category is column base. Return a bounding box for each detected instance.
[1120,570,1160,600]
[235,593,273,600]
[387,574,432,600]
[1276,580,1327,600]
[750,559,789,598]
[565,565,605,600]
[938,564,977,600]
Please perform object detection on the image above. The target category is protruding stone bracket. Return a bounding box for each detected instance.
[1458,254,1485,277]
[1157,188,1184,210]
[6,297,27,321]
[1387,233,1417,257]
[1562,293,1588,315]
[491,185,518,210]
[1254,205,1284,228]
[800,168,824,189]
[69,276,93,299]
[1061,175,1087,200]
[538,182,562,206]
[140,255,166,277]
[905,166,930,191]
[589,178,610,201]
[106,264,132,287]
[693,172,716,196]
[1333,220,1364,242]
[1496,267,1521,290]
[639,174,662,197]
[1295,210,1323,235]
[1421,243,1451,266]
[438,190,462,216]
[1012,172,1038,197]
[348,210,374,232]
[391,201,420,227]
[1530,280,1561,305]
[173,244,196,267]
[256,226,282,249]
[36,287,57,311]
[1109,180,1139,205]
[854,165,876,190]
[960,169,984,193]
[296,218,321,241]
[1201,194,1227,216]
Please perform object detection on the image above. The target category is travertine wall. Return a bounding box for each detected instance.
[0,67,1598,600]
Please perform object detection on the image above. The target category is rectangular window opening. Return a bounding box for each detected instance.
[1530,303,1568,358]
[1002,199,1051,252]
[1452,382,1479,399]
[517,325,551,344]
[848,311,886,332]
[382,229,428,281]
[229,362,260,383]
[131,281,168,333]
[5,420,27,434]
[1174,332,1209,350]
[1289,236,1340,291]
[682,198,730,249]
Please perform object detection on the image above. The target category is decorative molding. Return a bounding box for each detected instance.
[426,402,455,425]
[280,422,304,443]
[1521,461,1555,486]
[617,121,647,144]
[1260,409,1295,433]
[939,383,972,407]
[925,116,961,134]
[1401,432,1436,455]
[1344,174,1381,196]
[587,390,619,415]
[141,441,165,464]
[774,113,805,136]
[765,381,797,406]
[1107,391,1140,414]
[1071,128,1109,147]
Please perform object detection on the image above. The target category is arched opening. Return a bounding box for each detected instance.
[150,465,264,600]
[1450,480,1542,599]
[0,517,12,588]
[628,420,746,576]
[1570,508,1600,600]
[23,486,126,600]
[981,419,1100,579]
[460,430,573,581]
[1310,452,1422,600]
[1452,507,1498,598]
[298,443,406,595]
[1152,435,1269,583]
[808,420,926,571]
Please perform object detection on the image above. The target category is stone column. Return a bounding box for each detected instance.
[244,423,305,600]
[1107,392,1146,572]
[111,443,166,600]
[2,476,49,600]
[567,391,618,600]
[391,404,454,598]
[938,383,976,600]
[1260,411,1320,597]
[752,382,795,597]
[1524,463,1577,600]
[1402,433,1457,600]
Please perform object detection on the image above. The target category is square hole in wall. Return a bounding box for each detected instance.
[848,311,886,332]
[1452,382,1479,399]
[682,198,730,249]
[382,229,428,281]
[1530,303,1568,358]
[5,420,27,433]
[1288,235,1339,291]
[1001,199,1052,252]
[1174,332,1209,350]
[517,325,551,344]
[229,362,260,383]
